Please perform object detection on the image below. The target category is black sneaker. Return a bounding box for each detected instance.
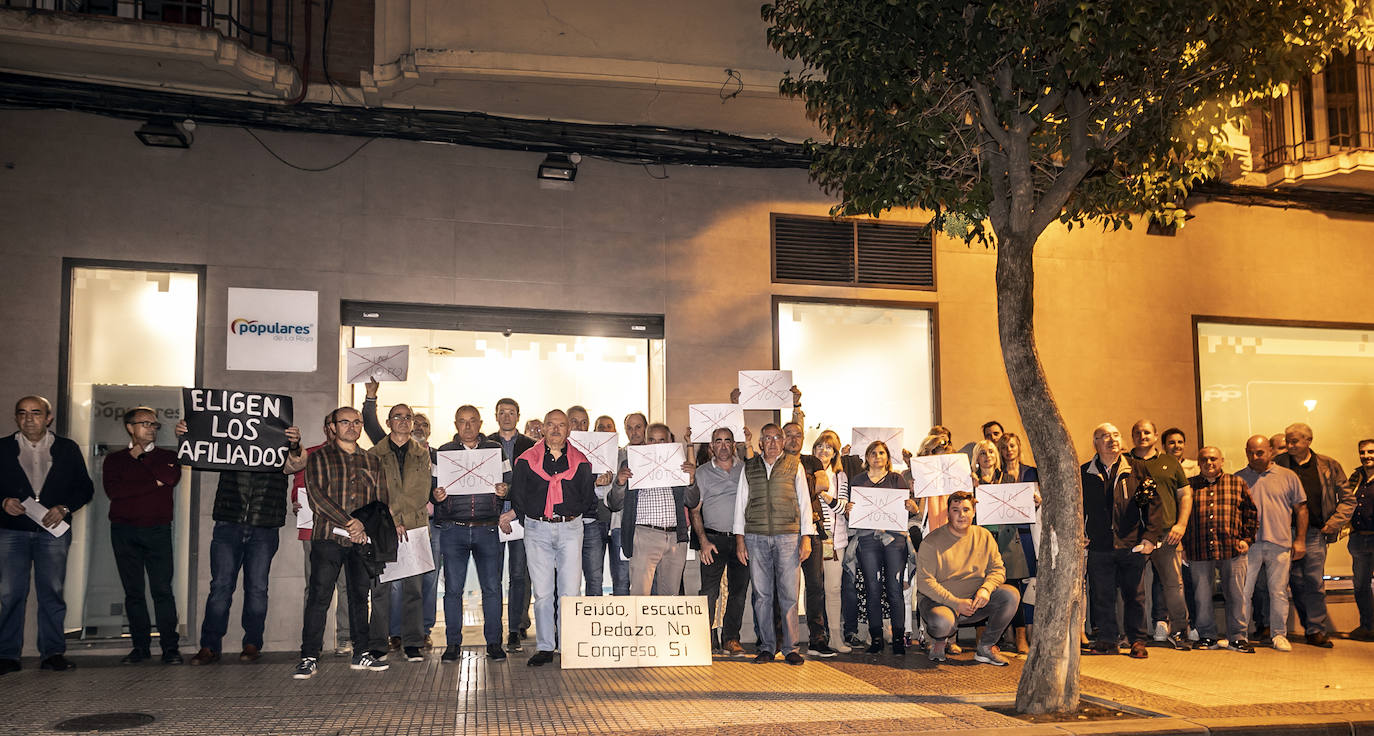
[487,644,507,660]
[404,647,423,662]
[507,632,524,653]
[351,651,389,671]
[844,634,865,649]
[806,644,838,658]
[527,650,554,667]
[892,638,906,656]
[752,651,775,664]
[866,639,883,654]
[1165,632,1192,651]
[783,652,804,666]
[291,657,318,679]
[1227,638,1255,654]
[40,654,75,671]
[441,646,459,661]
[121,648,151,665]
[1196,638,1221,650]
[161,650,183,665]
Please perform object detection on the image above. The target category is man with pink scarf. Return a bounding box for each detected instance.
[508,409,597,666]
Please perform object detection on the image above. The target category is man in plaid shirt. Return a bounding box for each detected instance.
[1185,446,1258,652]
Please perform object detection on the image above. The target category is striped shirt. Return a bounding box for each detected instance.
[305,441,390,544]
[1184,472,1258,561]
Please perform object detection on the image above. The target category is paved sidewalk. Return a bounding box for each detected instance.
[2,638,1374,735]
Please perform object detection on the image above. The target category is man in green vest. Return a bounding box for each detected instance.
[733,424,814,665]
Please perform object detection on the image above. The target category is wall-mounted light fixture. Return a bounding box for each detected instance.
[537,153,579,181]
[135,118,194,148]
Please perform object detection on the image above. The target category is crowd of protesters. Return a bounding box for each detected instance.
[2,384,1371,680]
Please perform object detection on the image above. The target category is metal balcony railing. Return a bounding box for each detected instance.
[1,0,295,65]
[1251,50,1374,173]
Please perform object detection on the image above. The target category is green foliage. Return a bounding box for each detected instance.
[761,0,1373,244]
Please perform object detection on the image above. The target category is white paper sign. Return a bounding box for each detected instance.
[687,404,745,444]
[909,454,973,498]
[560,595,712,669]
[850,427,906,467]
[627,443,689,490]
[437,448,503,496]
[226,287,317,372]
[846,486,908,531]
[568,431,619,474]
[737,370,793,411]
[500,518,524,542]
[22,498,69,537]
[976,482,1038,526]
[296,490,313,530]
[345,345,409,383]
[380,525,435,583]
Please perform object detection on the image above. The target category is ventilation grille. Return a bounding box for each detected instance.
[773,215,934,289]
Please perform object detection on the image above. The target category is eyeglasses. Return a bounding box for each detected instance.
[333,419,363,427]
[389,415,414,422]
[131,421,162,429]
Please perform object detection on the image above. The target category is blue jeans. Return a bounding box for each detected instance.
[744,533,801,655]
[199,521,279,652]
[0,527,71,659]
[854,531,906,638]
[1289,528,1330,636]
[437,521,504,648]
[581,518,609,595]
[1189,555,1247,641]
[608,526,630,596]
[1351,533,1374,629]
[1243,540,1292,637]
[840,541,859,638]
[524,517,583,652]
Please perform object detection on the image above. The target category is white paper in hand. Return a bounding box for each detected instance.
[688,404,745,443]
[850,427,905,467]
[568,431,618,474]
[500,518,524,542]
[380,525,435,583]
[436,448,503,496]
[22,497,69,537]
[975,482,1038,525]
[296,492,313,530]
[345,345,409,383]
[737,370,793,411]
[909,454,973,498]
[846,486,908,532]
[627,443,690,490]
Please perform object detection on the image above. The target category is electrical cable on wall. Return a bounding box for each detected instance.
[720,69,743,102]
[242,127,377,172]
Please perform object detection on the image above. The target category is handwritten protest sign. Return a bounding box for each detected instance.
[380,526,435,583]
[569,431,619,474]
[737,370,793,411]
[436,448,503,496]
[850,427,905,467]
[847,486,909,531]
[345,345,409,383]
[177,388,293,471]
[976,482,1038,525]
[909,454,973,498]
[560,596,711,669]
[688,404,745,443]
[627,443,689,490]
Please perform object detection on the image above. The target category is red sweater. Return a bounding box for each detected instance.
[102,447,181,526]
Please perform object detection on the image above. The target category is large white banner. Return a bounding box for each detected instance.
[560,596,712,669]
[226,287,318,372]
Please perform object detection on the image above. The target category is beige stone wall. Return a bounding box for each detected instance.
[3,108,1374,652]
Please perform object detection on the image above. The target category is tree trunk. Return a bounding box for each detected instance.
[998,232,1084,714]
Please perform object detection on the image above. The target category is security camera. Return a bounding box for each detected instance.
[502,329,513,338]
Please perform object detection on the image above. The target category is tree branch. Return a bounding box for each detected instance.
[1029,87,1093,236]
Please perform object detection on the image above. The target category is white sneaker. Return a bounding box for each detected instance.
[1152,621,1169,642]
[1187,628,1200,642]
[832,640,852,654]
[1271,635,1292,652]
[292,657,318,680]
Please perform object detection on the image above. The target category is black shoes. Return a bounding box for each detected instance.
[783,652,804,666]
[487,644,507,660]
[121,648,152,665]
[527,650,554,667]
[0,659,20,675]
[752,651,774,664]
[162,649,184,665]
[404,647,424,662]
[507,632,524,653]
[441,646,460,662]
[40,654,76,671]
[866,639,883,654]
[1307,632,1334,649]
[1165,632,1192,650]
[1227,638,1255,653]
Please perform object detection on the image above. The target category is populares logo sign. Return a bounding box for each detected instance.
[230,318,312,337]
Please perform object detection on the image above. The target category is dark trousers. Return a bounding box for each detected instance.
[855,532,907,638]
[371,571,423,651]
[300,539,372,658]
[199,520,279,652]
[110,523,179,653]
[581,518,609,595]
[699,530,749,643]
[507,538,532,634]
[1087,547,1150,644]
[801,534,828,645]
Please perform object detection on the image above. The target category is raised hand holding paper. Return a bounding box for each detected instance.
[345,345,409,383]
[436,448,503,496]
[975,482,1038,525]
[909,453,973,498]
[627,443,689,490]
[737,370,793,410]
[850,427,905,466]
[568,431,619,474]
[846,486,908,531]
[687,404,745,443]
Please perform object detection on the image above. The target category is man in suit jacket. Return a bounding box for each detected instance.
[0,396,94,674]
